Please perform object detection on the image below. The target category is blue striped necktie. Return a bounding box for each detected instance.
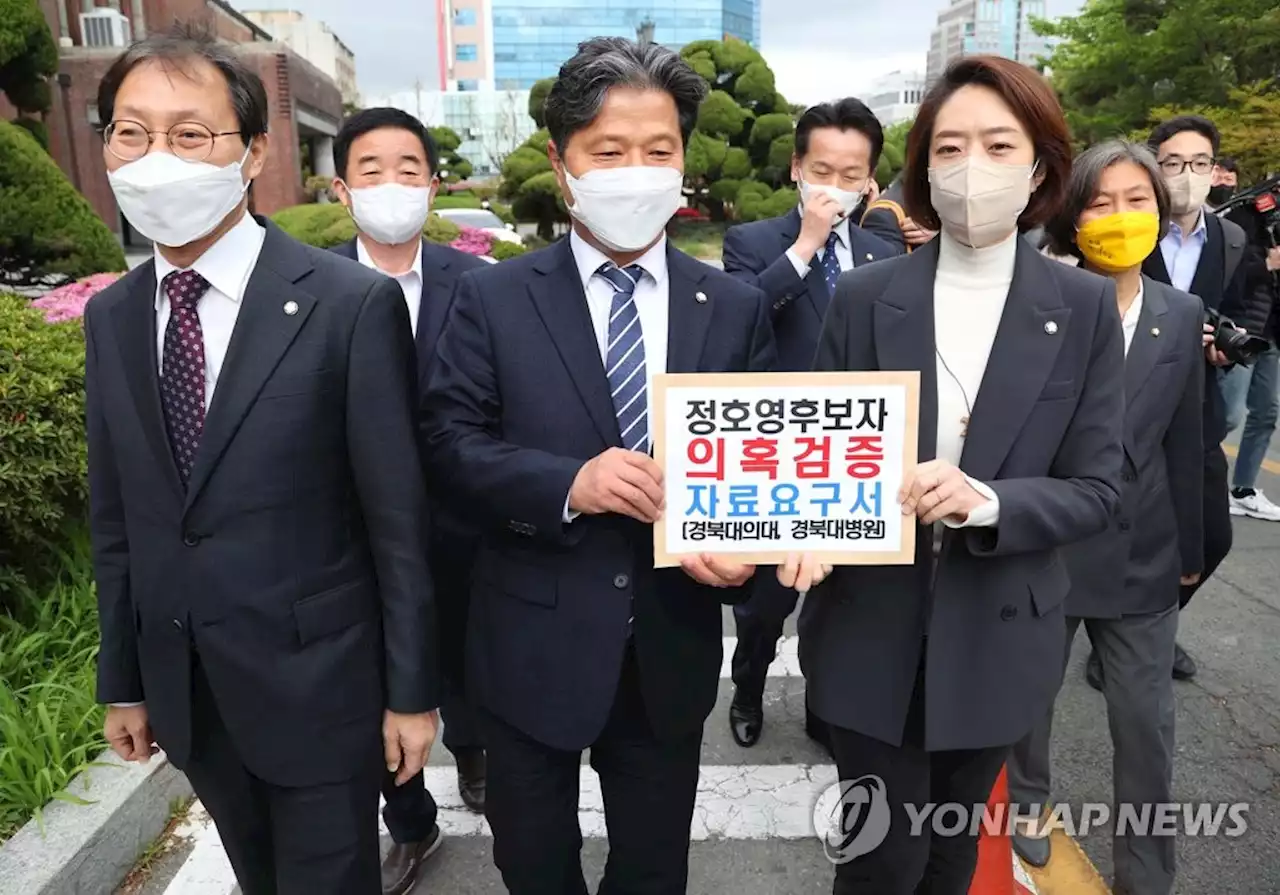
[596,263,649,453]
[821,229,843,295]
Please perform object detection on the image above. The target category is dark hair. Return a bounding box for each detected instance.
[544,37,708,152]
[335,107,439,180]
[97,22,268,143]
[794,98,885,170]
[1147,115,1220,156]
[902,55,1073,232]
[1044,140,1171,261]
[1217,155,1238,174]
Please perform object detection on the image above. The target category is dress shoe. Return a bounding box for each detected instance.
[381,824,442,895]
[729,689,763,747]
[1012,830,1051,868]
[1172,643,1197,680]
[1084,650,1103,692]
[455,747,486,813]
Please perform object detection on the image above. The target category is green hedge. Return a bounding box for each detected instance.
[270,203,461,248]
[0,292,88,599]
[0,120,125,284]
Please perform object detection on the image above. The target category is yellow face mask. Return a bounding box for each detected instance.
[1075,211,1160,273]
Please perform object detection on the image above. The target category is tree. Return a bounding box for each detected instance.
[499,129,566,240]
[1136,82,1280,182]
[875,120,911,187]
[0,0,58,150]
[1035,0,1280,146]
[429,125,474,182]
[484,90,529,173]
[528,78,555,130]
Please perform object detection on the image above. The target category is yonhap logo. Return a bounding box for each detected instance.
[813,775,892,863]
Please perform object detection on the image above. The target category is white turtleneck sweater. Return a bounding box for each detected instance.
[933,228,1019,529]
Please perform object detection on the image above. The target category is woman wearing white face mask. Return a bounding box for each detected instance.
[783,56,1126,894]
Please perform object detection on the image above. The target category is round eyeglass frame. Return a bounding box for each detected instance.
[103,119,243,162]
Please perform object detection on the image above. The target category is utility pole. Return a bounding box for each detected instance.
[636,18,655,45]
[414,78,422,120]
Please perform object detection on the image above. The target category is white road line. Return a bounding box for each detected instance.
[719,635,801,678]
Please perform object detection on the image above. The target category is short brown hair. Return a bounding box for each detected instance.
[902,56,1073,232]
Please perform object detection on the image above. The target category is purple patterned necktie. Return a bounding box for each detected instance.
[159,269,211,485]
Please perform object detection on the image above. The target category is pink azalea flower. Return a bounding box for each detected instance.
[30,273,124,324]
[450,224,495,257]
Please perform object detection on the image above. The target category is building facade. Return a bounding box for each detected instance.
[434,0,762,92]
[241,9,359,106]
[925,0,1049,86]
[866,69,926,126]
[8,0,345,243]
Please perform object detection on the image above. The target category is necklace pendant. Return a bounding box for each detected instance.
[961,415,970,437]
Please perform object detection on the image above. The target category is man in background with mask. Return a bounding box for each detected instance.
[1133,116,1250,685]
[420,36,774,894]
[329,107,489,895]
[1209,156,1240,208]
[719,98,896,750]
[84,26,439,895]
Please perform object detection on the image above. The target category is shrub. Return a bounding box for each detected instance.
[0,527,106,841]
[433,194,484,211]
[0,120,125,288]
[270,203,462,248]
[489,240,527,261]
[0,292,88,600]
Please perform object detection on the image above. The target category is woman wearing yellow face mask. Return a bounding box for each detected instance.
[1008,140,1205,895]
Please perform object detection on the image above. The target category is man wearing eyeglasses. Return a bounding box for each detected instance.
[85,24,439,895]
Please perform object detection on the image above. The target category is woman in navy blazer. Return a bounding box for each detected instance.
[785,57,1126,894]
[1008,140,1204,895]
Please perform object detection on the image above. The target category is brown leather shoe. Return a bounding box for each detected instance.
[455,748,486,813]
[381,824,442,895]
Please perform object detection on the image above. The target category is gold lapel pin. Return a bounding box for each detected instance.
[1151,327,1160,337]
[283,301,299,316]
[1044,321,1058,335]
[694,291,707,304]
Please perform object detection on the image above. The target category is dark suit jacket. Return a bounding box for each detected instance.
[798,237,1125,753]
[722,208,899,371]
[86,219,437,787]
[1067,277,1204,619]
[1143,212,1247,445]
[419,238,776,751]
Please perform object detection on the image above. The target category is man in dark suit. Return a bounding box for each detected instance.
[87,28,438,895]
[420,37,774,894]
[720,97,896,749]
[328,107,489,895]
[1139,115,1248,681]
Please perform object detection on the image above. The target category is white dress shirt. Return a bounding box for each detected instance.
[932,228,1017,529]
[153,211,266,411]
[1121,279,1145,356]
[356,236,424,337]
[784,213,854,279]
[562,230,670,522]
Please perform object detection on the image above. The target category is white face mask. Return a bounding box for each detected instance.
[1165,169,1213,215]
[564,166,684,253]
[928,156,1038,248]
[345,182,433,245]
[798,177,867,222]
[108,145,252,247]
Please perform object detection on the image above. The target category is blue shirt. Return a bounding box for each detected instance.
[1159,210,1207,293]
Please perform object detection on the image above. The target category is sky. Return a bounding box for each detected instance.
[228,0,1086,101]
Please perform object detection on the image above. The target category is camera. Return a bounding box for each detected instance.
[1215,174,1280,251]
[1205,307,1270,365]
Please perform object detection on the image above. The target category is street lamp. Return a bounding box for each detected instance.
[636,18,655,45]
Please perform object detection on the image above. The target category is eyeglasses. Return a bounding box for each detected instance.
[104,120,242,162]
[1158,156,1215,176]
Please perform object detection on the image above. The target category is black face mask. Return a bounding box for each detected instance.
[1208,185,1236,206]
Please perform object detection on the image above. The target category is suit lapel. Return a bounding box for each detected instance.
[416,241,455,382]
[1122,277,1168,412]
[110,261,184,500]
[527,240,620,446]
[959,240,1070,481]
[665,246,714,374]
[1142,245,1172,286]
[776,208,829,323]
[183,223,317,512]
[1189,214,1224,301]
[873,240,939,467]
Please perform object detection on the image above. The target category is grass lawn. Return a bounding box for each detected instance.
[669,221,726,260]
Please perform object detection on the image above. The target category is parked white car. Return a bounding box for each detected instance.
[434,208,524,245]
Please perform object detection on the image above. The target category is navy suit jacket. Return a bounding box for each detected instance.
[722,208,899,370]
[419,237,776,750]
[799,237,1125,752]
[1067,277,1204,619]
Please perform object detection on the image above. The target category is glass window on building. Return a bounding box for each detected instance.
[456,43,479,62]
[454,8,477,26]
[457,79,480,91]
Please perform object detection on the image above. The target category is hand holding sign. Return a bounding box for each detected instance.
[777,553,833,592]
[680,553,755,587]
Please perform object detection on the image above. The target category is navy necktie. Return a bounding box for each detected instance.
[821,229,843,295]
[596,263,649,453]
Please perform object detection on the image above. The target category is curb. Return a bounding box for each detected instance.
[0,748,192,895]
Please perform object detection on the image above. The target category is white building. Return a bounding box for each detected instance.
[362,87,536,177]
[241,9,360,106]
[926,0,1050,86]
[866,70,927,126]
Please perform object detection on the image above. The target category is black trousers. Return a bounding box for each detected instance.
[730,575,799,700]
[481,645,702,895]
[1181,445,1233,609]
[382,532,483,843]
[826,662,1009,895]
[184,661,382,895]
